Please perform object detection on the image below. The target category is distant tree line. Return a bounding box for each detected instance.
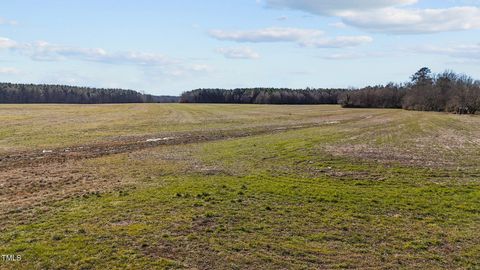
[147,95,180,103]
[180,88,346,104]
[340,68,480,114]
[0,83,179,104]
[2,68,479,113]
[338,84,406,109]
[180,68,480,114]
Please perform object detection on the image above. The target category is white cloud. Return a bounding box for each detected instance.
[0,37,210,76]
[19,40,174,65]
[0,67,20,75]
[209,27,372,48]
[301,36,373,48]
[341,6,480,33]
[265,0,480,34]
[266,0,417,15]
[215,47,260,59]
[209,27,324,43]
[0,37,17,49]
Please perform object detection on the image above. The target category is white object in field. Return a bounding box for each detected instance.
[146,137,175,142]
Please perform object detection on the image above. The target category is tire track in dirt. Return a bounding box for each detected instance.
[0,121,342,170]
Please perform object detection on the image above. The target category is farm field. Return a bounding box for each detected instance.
[0,104,479,269]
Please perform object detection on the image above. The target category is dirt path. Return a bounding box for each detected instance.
[0,121,343,228]
[0,121,339,170]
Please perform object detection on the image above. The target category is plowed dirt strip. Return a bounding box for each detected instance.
[0,121,339,170]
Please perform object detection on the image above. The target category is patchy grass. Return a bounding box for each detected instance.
[0,104,479,269]
[0,104,380,152]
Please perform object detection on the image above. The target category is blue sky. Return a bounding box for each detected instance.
[1,0,480,95]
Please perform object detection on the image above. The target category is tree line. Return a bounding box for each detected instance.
[340,68,480,114]
[181,68,480,114]
[2,68,479,113]
[180,88,346,104]
[0,83,179,104]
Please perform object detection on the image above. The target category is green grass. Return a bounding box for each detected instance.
[0,104,379,151]
[0,104,479,269]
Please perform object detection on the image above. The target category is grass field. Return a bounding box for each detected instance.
[0,104,479,269]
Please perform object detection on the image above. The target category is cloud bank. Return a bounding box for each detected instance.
[266,0,480,34]
[0,37,209,76]
[266,0,417,15]
[209,27,372,48]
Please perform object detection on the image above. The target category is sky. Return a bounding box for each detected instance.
[0,0,480,95]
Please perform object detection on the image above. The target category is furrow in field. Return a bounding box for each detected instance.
[0,121,345,171]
